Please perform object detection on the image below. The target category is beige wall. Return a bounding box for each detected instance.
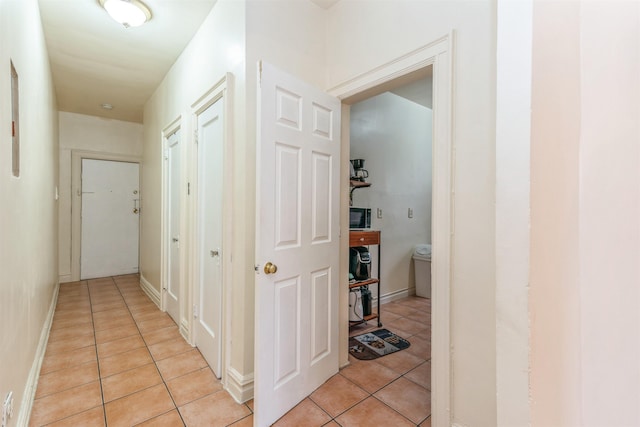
[141,0,249,395]
[58,112,143,282]
[530,1,640,425]
[327,1,498,425]
[0,0,59,423]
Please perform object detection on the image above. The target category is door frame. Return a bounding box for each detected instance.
[328,33,454,426]
[161,117,184,327]
[70,150,142,282]
[188,74,234,386]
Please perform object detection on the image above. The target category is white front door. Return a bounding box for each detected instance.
[81,159,139,280]
[255,62,341,426]
[194,98,224,377]
[165,131,181,324]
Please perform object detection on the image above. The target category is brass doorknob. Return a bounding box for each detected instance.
[264,262,278,274]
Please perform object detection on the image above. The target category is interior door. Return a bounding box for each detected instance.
[165,130,181,324]
[81,159,139,280]
[194,98,224,377]
[255,61,341,426]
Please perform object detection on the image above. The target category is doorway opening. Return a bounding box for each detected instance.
[333,35,453,425]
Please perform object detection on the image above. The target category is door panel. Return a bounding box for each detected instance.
[195,98,224,377]
[165,130,181,324]
[81,159,139,280]
[256,62,341,426]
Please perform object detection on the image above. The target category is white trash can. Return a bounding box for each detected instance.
[413,244,432,298]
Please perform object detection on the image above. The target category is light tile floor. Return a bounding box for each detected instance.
[30,275,431,426]
[275,295,432,427]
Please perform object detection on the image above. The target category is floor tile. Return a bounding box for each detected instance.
[40,346,97,375]
[179,391,251,427]
[44,406,105,427]
[137,315,177,333]
[142,326,184,346]
[339,359,398,393]
[44,334,95,355]
[166,367,222,406]
[405,361,431,390]
[374,377,430,424]
[99,347,154,377]
[50,314,93,331]
[419,416,432,427]
[92,308,130,323]
[102,363,163,402]
[405,334,431,361]
[273,398,331,427]
[93,314,135,331]
[136,409,185,426]
[156,349,208,381]
[149,337,193,361]
[228,415,253,427]
[105,383,175,427]
[47,323,94,343]
[97,334,146,359]
[29,381,102,426]
[335,396,415,427]
[383,303,421,318]
[92,300,128,313]
[375,349,425,375]
[35,361,99,399]
[95,324,139,344]
[385,317,428,336]
[309,375,368,417]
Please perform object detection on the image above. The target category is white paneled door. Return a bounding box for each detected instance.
[255,62,341,426]
[81,159,139,280]
[165,130,181,325]
[194,98,224,377]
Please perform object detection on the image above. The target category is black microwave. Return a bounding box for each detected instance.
[349,207,372,229]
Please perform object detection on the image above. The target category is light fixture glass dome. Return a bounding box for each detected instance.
[100,0,151,28]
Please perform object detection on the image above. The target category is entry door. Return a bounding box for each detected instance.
[165,130,181,324]
[255,62,341,426]
[194,98,224,377]
[81,159,139,280]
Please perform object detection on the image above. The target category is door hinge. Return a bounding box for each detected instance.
[193,129,198,144]
[193,304,198,319]
[163,148,169,160]
[187,182,190,195]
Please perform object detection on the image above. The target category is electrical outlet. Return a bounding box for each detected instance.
[377,208,382,219]
[2,391,13,427]
[408,208,414,218]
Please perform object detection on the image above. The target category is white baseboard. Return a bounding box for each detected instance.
[180,319,191,342]
[140,274,161,308]
[226,367,254,404]
[17,281,60,427]
[58,274,72,283]
[377,287,413,305]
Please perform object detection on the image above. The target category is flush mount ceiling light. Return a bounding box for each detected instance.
[100,0,151,28]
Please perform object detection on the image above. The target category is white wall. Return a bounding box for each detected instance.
[141,0,248,396]
[327,1,497,425]
[0,0,59,423]
[58,112,143,282]
[530,1,640,425]
[350,91,432,300]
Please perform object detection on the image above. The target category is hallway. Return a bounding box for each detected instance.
[29,274,431,426]
[29,275,252,426]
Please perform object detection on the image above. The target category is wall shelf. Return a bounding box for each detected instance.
[349,180,371,205]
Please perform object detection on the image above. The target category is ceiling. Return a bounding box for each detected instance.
[38,0,217,123]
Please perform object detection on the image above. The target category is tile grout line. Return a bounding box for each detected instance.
[113,275,188,427]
